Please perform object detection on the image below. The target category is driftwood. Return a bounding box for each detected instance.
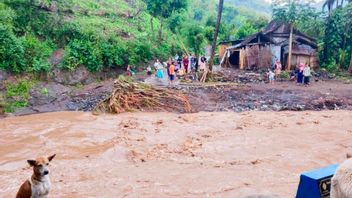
[93,76,192,114]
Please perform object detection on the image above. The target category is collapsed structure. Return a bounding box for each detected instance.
[219,21,319,70]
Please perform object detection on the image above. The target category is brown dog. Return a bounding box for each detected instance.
[16,154,56,198]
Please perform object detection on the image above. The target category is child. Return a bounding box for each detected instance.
[169,62,176,86]
[268,69,275,84]
[147,65,152,76]
[303,64,311,86]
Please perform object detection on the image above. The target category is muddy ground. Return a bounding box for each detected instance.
[3,68,352,116]
[0,111,351,197]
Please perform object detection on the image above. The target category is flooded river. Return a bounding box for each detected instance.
[0,111,351,197]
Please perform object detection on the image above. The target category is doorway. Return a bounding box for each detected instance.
[229,51,240,68]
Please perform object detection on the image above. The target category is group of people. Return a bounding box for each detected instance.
[268,60,282,84]
[173,54,207,74]
[146,54,208,85]
[291,63,312,86]
[268,60,312,86]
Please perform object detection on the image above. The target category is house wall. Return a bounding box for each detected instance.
[219,44,229,60]
[290,54,318,69]
[243,45,272,69]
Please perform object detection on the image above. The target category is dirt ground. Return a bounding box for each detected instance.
[1,111,351,197]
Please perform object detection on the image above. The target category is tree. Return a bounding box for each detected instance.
[208,0,224,72]
[144,0,188,40]
[272,0,317,70]
[183,23,205,57]
[272,0,299,70]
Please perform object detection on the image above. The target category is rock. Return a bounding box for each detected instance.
[29,83,71,106]
[0,70,8,90]
[52,65,91,85]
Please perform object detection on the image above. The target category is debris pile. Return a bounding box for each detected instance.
[93,76,192,114]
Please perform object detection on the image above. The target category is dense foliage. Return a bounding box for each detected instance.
[1,0,350,74]
[0,0,181,73]
[272,0,352,72]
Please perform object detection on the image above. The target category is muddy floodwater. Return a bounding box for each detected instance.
[0,111,351,197]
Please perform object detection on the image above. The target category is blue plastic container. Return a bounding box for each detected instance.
[296,164,339,198]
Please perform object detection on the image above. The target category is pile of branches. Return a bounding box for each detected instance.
[93,76,192,114]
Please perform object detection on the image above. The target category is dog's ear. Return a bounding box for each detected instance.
[27,160,36,167]
[48,154,56,162]
[346,153,352,159]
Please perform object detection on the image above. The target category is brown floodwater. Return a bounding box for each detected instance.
[0,111,351,197]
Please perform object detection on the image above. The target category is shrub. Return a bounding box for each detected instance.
[21,34,55,72]
[62,38,103,72]
[322,58,338,72]
[127,39,153,66]
[99,39,128,68]
[280,71,290,79]
[0,25,25,72]
[5,80,32,112]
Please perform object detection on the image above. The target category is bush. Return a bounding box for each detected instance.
[21,34,55,72]
[62,38,103,72]
[0,25,25,72]
[4,80,32,113]
[322,58,338,72]
[280,71,290,79]
[99,39,128,68]
[127,39,153,66]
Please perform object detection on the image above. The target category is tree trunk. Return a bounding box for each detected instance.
[349,52,352,74]
[150,18,154,34]
[158,18,163,41]
[208,0,224,72]
[287,24,294,71]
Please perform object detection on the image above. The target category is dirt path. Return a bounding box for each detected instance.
[0,111,351,197]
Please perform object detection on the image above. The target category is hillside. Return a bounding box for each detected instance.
[0,0,178,73]
[225,0,271,16]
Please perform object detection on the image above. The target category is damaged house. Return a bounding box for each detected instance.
[219,21,319,70]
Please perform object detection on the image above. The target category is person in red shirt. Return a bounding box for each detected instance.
[183,55,189,74]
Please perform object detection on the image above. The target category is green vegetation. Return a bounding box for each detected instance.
[4,80,32,113]
[0,0,350,75]
[40,87,49,97]
[272,0,352,73]
[0,0,182,74]
[280,71,290,80]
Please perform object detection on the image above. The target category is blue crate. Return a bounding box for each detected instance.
[296,164,339,198]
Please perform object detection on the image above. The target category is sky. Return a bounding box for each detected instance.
[263,0,324,2]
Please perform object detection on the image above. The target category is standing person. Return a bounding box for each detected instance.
[169,61,176,86]
[199,56,206,71]
[183,55,189,74]
[175,54,179,62]
[189,54,194,70]
[147,65,152,76]
[268,69,275,84]
[156,62,164,80]
[193,55,199,71]
[126,65,132,76]
[275,60,282,78]
[297,63,304,85]
[154,59,162,70]
[303,64,311,86]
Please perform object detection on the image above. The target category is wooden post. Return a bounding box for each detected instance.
[348,51,352,74]
[287,24,294,71]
